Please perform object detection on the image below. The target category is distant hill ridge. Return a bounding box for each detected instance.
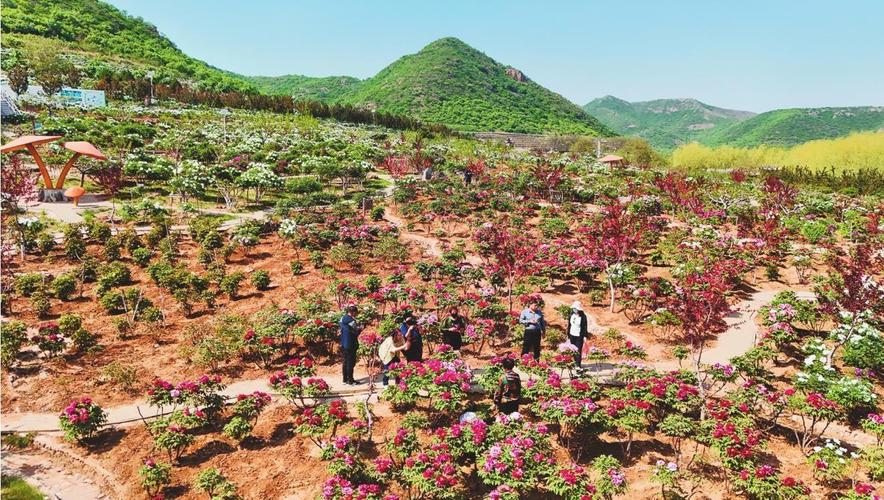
[251,37,613,136]
[583,96,756,150]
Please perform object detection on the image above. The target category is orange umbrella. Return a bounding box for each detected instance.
[64,186,86,206]
[55,141,108,189]
[0,135,63,188]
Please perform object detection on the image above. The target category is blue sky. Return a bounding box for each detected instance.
[107,0,884,112]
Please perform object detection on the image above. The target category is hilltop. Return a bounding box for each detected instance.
[583,96,755,150]
[699,106,884,147]
[1,0,255,92]
[257,38,613,136]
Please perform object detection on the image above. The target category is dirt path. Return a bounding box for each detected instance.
[2,446,108,499]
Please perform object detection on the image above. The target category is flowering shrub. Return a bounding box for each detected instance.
[650,460,681,498]
[807,439,856,482]
[786,391,844,452]
[546,464,597,499]
[34,322,66,358]
[401,442,465,499]
[294,400,349,449]
[617,340,647,360]
[477,421,555,493]
[146,375,226,415]
[269,373,330,408]
[590,455,628,500]
[862,413,884,445]
[58,398,107,443]
[732,466,810,499]
[706,399,766,469]
[321,475,387,500]
[285,355,317,377]
[139,459,172,497]
[223,391,272,442]
[150,408,207,462]
[383,348,472,413]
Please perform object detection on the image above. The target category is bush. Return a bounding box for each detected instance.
[78,256,100,283]
[370,205,385,221]
[96,262,132,294]
[219,272,245,299]
[327,244,361,270]
[36,232,56,255]
[30,292,51,318]
[132,247,153,267]
[58,398,107,443]
[285,176,323,194]
[103,236,122,262]
[100,362,139,393]
[289,260,304,276]
[194,468,238,499]
[50,274,78,301]
[251,270,271,291]
[1,320,28,368]
[139,459,172,497]
[14,273,44,297]
[99,288,152,316]
[372,236,408,263]
[63,224,87,260]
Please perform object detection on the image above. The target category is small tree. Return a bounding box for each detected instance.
[7,61,29,95]
[473,221,538,312]
[32,52,80,97]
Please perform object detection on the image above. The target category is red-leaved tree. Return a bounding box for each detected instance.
[667,257,748,416]
[473,221,538,312]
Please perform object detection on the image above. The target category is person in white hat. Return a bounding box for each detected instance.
[568,300,590,367]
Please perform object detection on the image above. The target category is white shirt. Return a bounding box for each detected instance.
[569,312,582,337]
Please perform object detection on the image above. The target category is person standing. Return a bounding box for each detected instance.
[568,300,590,367]
[400,315,424,363]
[493,358,521,415]
[339,305,361,385]
[378,330,406,386]
[519,300,546,360]
[440,306,466,351]
[463,168,473,186]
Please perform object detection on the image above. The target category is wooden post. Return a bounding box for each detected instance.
[26,143,54,189]
[55,153,82,189]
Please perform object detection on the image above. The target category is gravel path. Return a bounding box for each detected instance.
[2,448,107,499]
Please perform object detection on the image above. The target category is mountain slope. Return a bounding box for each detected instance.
[583,96,755,149]
[1,0,255,92]
[699,106,884,147]
[246,74,362,101]
[329,38,612,135]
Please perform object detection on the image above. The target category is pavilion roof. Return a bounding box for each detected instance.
[599,154,624,163]
[0,135,63,153]
[63,141,107,160]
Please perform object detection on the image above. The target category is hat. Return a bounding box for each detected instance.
[571,300,583,311]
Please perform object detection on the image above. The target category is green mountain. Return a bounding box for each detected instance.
[256,38,613,136]
[1,0,255,92]
[699,106,884,147]
[245,74,361,101]
[583,96,755,150]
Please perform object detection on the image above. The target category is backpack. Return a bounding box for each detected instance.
[496,371,521,403]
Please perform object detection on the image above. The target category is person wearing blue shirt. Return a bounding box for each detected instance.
[519,300,546,360]
[339,305,361,385]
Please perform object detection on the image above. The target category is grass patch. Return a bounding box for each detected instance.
[1,474,45,500]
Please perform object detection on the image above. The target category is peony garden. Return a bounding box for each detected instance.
[1,102,883,499]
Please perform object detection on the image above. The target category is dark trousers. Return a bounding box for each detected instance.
[496,400,520,415]
[341,347,357,383]
[442,332,462,350]
[382,357,399,386]
[522,329,541,360]
[570,336,584,366]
